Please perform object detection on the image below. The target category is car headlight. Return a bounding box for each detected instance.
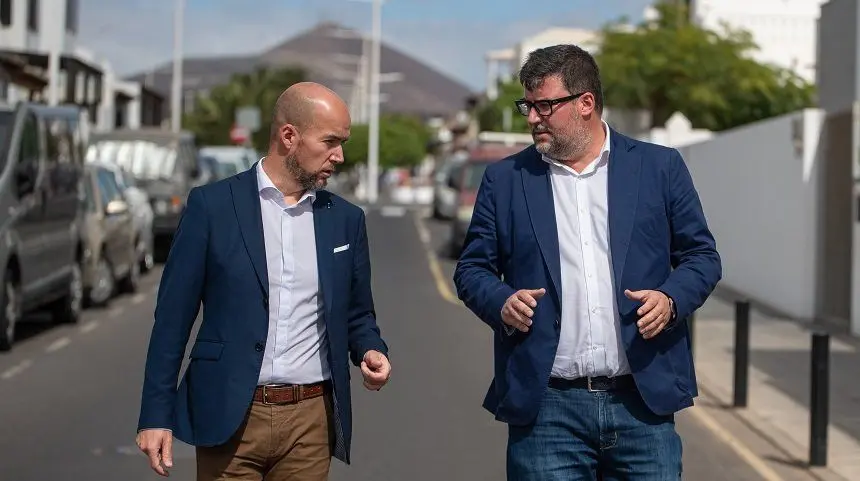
[457,205,474,222]
[153,196,183,215]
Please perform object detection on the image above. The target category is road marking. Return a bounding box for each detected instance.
[45,336,71,353]
[413,214,459,305]
[80,320,99,333]
[131,293,146,305]
[108,306,125,318]
[381,206,406,217]
[1,359,32,379]
[687,406,783,481]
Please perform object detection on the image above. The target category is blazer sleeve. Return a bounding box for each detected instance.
[138,187,209,431]
[347,209,388,366]
[453,167,516,332]
[657,149,722,324]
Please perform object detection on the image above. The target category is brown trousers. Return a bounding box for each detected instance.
[196,394,334,481]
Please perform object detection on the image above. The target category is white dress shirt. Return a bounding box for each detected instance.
[545,122,631,379]
[256,160,331,385]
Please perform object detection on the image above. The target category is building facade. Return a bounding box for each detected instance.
[0,0,163,130]
[690,0,828,84]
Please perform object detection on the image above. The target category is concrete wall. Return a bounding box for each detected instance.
[678,109,829,321]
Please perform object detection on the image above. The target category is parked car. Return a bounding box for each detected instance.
[79,163,140,306]
[85,128,204,261]
[431,152,467,220]
[447,145,524,258]
[102,163,155,273]
[0,103,89,350]
[199,145,258,176]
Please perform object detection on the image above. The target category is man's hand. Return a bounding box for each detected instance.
[625,289,673,339]
[501,288,546,332]
[361,350,391,391]
[136,428,173,477]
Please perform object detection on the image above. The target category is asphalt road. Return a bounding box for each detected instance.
[0,204,771,481]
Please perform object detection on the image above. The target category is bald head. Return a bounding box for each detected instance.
[270,82,349,139]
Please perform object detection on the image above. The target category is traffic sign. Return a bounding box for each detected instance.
[230,125,250,144]
[235,106,261,132]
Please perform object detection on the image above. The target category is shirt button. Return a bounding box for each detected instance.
[255,342,264,352]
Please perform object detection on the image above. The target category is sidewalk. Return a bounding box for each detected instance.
[693,293,860,481]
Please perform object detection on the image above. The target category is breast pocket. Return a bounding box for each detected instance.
[634,203,669,240]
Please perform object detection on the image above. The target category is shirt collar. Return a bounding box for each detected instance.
[256,158,317,205]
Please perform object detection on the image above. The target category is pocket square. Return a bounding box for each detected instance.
[333,244,350,253]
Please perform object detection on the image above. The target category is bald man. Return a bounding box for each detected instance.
[136,82,391,481]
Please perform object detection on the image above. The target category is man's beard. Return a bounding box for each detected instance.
[285,153,325,191]
[533,121,591,161]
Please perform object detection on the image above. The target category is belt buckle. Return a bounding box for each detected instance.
[587,377,608,392]
[261,385,273,405]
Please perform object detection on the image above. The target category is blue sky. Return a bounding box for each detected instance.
[78,0,654,90]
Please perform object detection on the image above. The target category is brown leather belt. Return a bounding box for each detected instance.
[253,381,330,405]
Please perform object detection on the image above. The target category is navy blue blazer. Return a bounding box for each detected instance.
[453,129,721,425]
[137,165,387,464]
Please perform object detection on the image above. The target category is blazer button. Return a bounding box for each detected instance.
[255,342,264,352]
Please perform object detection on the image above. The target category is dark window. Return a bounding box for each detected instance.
[15,114,40,198]
[64,0,77,33]
[27,0,38,32]
[1,0,12,26]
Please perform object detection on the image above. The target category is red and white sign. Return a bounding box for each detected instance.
[230,125,250,144]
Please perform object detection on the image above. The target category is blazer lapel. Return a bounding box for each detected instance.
[607,130,642,285]
[231,165,269,296]
[313,192,335,321]
[520,148,562,304]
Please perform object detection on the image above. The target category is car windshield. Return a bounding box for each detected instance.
[85,140,177,180]
[462,161,491,190]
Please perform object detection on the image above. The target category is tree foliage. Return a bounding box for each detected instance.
[182,67,306,152]
[595,1,815,131]
[475,81,531,133]
[342,115,430,169]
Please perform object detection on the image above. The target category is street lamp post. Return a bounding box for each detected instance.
[366,0,382,204]
[170,0,185,134]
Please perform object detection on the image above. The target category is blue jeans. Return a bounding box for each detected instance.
[507,382,682,480]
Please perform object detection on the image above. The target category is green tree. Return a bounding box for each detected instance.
[595,1,814,131]
[182,67,306,152]
[475,80,531,133]
[342,115,429,169]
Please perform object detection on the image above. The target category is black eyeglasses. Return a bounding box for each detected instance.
[514,92,586,117]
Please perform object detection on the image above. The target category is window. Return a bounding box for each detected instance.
[27,0,38,32]
[65,0,77,33]
[15,114,40,198]
[1,0,11,27]
[96,167,121,207]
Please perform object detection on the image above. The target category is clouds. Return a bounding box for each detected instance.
[77,0,652,90]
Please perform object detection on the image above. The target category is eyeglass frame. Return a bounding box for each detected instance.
[513,92,587,117]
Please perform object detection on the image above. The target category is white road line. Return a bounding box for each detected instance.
[413,214,431,245]
[45,337,71,353]
[80,320,99,333]
[108,306,125,318]
[131,293,146,305]
[1,359,33,379]
[380,206,406,217]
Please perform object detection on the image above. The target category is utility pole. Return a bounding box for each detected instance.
[367,0,382,204]
[170,0,185,133]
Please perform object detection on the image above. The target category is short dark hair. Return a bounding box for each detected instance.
[518,44,604,113]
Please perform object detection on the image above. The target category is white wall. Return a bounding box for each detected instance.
[648,112,714,148]
[679,109,825,320]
